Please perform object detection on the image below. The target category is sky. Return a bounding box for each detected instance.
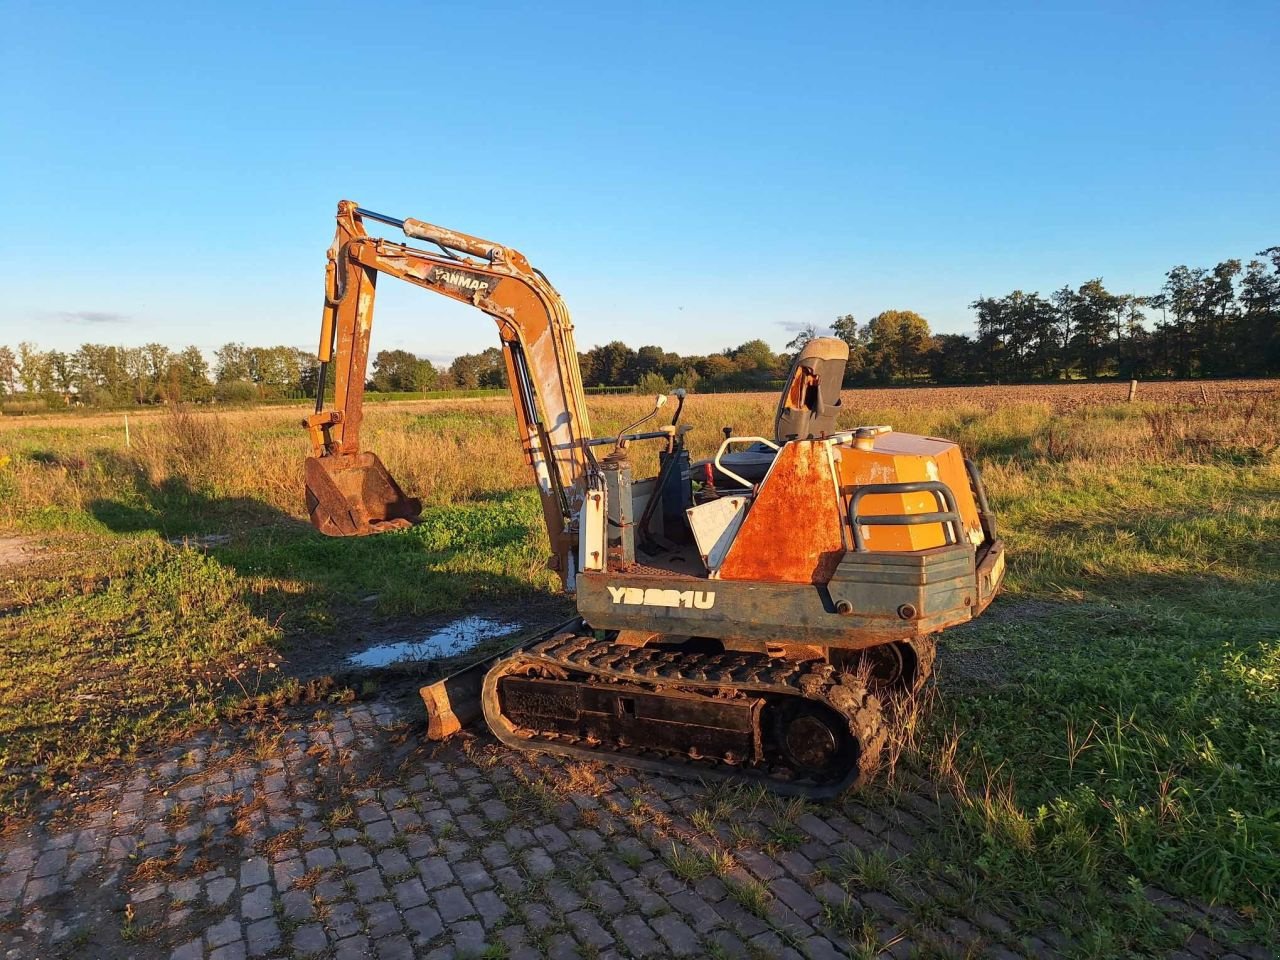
[2,1,1277,364]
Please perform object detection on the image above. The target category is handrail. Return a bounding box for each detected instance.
[964,458,998,542]
[847,480,963,552]
[713,436,780,489]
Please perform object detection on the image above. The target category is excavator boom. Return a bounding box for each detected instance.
[304,201,591,582]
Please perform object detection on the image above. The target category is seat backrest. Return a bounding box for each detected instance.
[774,337,849,442]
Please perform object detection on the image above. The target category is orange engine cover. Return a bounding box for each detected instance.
[716,433,983,585]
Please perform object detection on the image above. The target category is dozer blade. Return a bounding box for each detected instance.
[419,619,581,740]
[304,452,422,536]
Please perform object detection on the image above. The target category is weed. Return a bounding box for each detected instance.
[726,877,771,918]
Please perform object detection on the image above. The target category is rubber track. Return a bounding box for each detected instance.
[482,633,887,799]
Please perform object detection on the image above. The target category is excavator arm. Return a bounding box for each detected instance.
[303,201,593,584]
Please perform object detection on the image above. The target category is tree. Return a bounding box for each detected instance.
[582,341,635,386]
[1069,279,1121,379]
[449,348,506,389]
[372,349,436,392]
[0,346,15,397]
[214,342,252,383]
[169,346,212,401]
[785,325,817,352]
[865,310,932,383]
[16,343,48,395]
[830,314,869,382]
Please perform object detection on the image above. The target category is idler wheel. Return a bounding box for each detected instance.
[769,700,858,780]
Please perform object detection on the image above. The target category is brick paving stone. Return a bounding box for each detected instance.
[240,884,274,921]
[131,881,167,903]
[171,939,203,960]
[796,813,842,845]
[243,916,279,957]
[546,879,583,913]
[533,823,572,852]
[239,856,269,888]
[452,919,488,954]
[434,883,476,923]
[31,848,67,879]
[472,888,509,928]
[338,844,374,870]
[772,876,823,920]
[504,826,534,849]
[281,888,316,921]
[206,915,242,949]
[325,900,362,939]
[546,932,579,959]
[567,909,615,949]
[393,876,429,909]
[291,923,328,957]
[778,850,815,878]
[481,842,511,868]
[668,888,724,933]
[377,848,412,875]
[713,897,771,938]
[332,934,372,960]
[303,846,338,871]
[611,914,665,958]
[522,846,555,877]
[272,856,304,891]
[209,943,247,960]
[23,874,60,904]
[364,899,404,938]
[206,875,237,907]
[350,867,388,902]
[417,856,453,890]
[404,903,444,942]
[620,876,667,916]
[650,912,701,956]
[376,934,415,960]
[522,902,556,931]
[738,848,784,881]
[587,878,627,914]
[454,859,493,892]
[495,865,525,894]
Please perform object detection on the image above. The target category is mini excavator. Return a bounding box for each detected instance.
[304,201,1006,797]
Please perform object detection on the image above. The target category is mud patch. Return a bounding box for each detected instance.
[0,536,41,568]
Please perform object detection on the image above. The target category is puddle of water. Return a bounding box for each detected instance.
[347,616,524,668]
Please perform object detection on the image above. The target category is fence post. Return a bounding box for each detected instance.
[124,414,131,448]
[1127,379,1138,402]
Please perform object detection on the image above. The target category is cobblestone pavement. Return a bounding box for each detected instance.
[0,699,1269,960]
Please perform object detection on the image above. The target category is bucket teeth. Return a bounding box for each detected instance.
[304,452,421,536]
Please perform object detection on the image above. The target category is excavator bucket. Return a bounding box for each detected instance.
[304,452,422,536]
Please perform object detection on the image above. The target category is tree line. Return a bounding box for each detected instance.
[3,245,1276,409]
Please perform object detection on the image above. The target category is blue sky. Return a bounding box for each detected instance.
[2,1,1276,362]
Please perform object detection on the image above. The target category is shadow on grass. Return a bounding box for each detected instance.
[86,472,567,683]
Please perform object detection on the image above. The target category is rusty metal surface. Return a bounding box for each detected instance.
[303,201,592,581]
[304,452,421,536]
[718,441,846,584]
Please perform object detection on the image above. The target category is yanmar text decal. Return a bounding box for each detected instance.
[607,586,715,609]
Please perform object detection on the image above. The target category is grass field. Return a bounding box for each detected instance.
[0,380,1277,953]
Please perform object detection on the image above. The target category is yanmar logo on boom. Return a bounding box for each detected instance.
[607,586,715,609]
[429,266,494,296]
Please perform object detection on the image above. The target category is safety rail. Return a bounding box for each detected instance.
[712,436,780,489]
[964,458,998,542]
[847,480,963,552]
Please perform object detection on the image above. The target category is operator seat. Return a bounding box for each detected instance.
[712,337,849,487]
